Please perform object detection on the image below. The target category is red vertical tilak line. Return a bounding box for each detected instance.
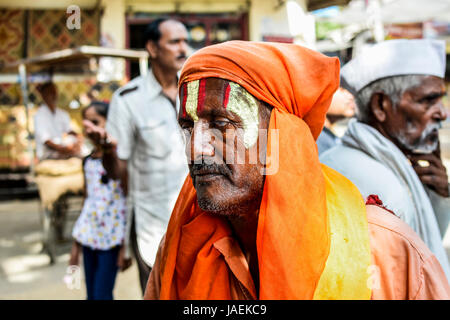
[197,78,206,114]
[223,83,231,109]
[181,83,187,118]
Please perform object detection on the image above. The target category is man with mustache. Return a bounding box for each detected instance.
[83,18,189,294]
[321,39,450,280]
[144,41,449,299]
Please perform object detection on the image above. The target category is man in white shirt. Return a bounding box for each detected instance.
[34,82,81,160]
[83,18,189,294]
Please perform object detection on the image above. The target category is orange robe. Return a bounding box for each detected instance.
[145,204,450,300]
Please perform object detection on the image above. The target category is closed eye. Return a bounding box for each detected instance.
[212,117,239,129]
[213,120,231,127]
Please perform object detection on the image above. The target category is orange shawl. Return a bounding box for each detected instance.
[157,41,371,299]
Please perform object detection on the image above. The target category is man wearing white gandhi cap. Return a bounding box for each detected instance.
[321,39,450,281]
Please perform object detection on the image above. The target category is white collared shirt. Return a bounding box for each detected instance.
[106,69,188,265]
[34,104,72,160]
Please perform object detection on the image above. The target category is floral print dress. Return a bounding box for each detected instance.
[72,156,126,250]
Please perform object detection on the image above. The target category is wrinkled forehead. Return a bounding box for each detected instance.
[179,78,258,119]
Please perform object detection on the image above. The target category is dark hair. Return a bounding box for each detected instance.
[144,18,171,44]
[36,82,55,94]
[82,100,109,119]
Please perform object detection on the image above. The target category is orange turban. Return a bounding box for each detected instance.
[180,40,339,140]
[152,41,372,300]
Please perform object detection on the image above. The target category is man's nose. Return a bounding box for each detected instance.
[180,40,189,55]
[190,120,214,161]
[433,99,447,122]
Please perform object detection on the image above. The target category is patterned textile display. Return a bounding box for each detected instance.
[1,8,100,69]
[27,9,99,57]
[0,10,25,68]
[0,8,103,107]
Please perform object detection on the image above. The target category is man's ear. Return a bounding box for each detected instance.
[146,41,158,59]
[369,92,392,123]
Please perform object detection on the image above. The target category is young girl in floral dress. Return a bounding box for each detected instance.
[69,101,130,300]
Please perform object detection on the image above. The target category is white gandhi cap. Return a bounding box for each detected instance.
[341,39,446,92]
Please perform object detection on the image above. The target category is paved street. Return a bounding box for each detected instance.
[0,198,141,300]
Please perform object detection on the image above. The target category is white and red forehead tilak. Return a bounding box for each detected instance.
[181,79,259,148]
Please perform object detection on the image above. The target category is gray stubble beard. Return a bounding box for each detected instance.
[395,121,441,154]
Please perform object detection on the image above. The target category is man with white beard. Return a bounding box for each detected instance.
[320,39,450,281]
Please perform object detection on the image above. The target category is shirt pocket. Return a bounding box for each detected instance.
[137,119,171,160]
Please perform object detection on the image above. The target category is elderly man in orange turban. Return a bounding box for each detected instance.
[144,41,450,300]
